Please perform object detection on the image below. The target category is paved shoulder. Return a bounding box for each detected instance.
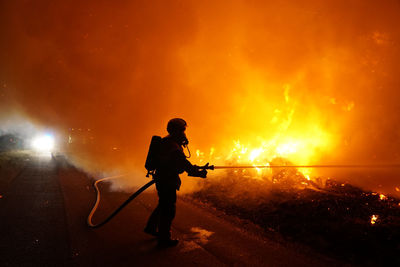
[140,193,335,266]
[0,154,69,266]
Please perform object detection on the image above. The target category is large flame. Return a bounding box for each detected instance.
[193,87,334,180]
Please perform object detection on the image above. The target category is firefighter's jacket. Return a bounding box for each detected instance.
[154,136,199,190]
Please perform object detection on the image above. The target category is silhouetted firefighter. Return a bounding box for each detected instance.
[144,118,208,247]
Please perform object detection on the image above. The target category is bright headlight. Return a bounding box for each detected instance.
[32,134,55,152]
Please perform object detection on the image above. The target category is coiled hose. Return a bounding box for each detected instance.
[87,174,155,228]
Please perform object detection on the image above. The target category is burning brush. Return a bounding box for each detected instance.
[190,159,400,266]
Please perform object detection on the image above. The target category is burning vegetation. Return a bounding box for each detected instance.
[190,166,400,265]
[187,140,400,264]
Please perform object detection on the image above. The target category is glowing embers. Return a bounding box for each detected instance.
[370,214,379,225]
[32,134,55,152]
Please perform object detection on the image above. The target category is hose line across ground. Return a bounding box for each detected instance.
[87,174,155,228]
[87,163,400,228]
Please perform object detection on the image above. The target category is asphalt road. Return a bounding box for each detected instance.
[0,152,339,266]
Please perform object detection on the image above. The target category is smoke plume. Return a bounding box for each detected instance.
[1,0,400,194]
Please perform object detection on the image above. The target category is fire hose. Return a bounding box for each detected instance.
[209,164,400,169]
[87,163,400,228]
[87,175,155,228]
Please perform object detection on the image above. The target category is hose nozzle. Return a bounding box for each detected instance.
[198,163,215,170]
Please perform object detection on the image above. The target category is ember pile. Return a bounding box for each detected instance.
[190,171,400,265]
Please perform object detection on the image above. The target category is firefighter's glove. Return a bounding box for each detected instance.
[198,169,207,178]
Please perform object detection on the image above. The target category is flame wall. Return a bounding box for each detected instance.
[1,0,400,192]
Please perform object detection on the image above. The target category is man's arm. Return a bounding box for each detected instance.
[173,150,207,178]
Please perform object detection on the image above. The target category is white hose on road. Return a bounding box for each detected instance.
[87,174,155,228]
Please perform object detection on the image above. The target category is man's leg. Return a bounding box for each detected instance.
[157,186,177,246]
[144,205,160,236]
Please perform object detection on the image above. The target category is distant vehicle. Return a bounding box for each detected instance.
[0,134,25,151]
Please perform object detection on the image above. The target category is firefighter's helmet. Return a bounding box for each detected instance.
[167,118,187,134]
